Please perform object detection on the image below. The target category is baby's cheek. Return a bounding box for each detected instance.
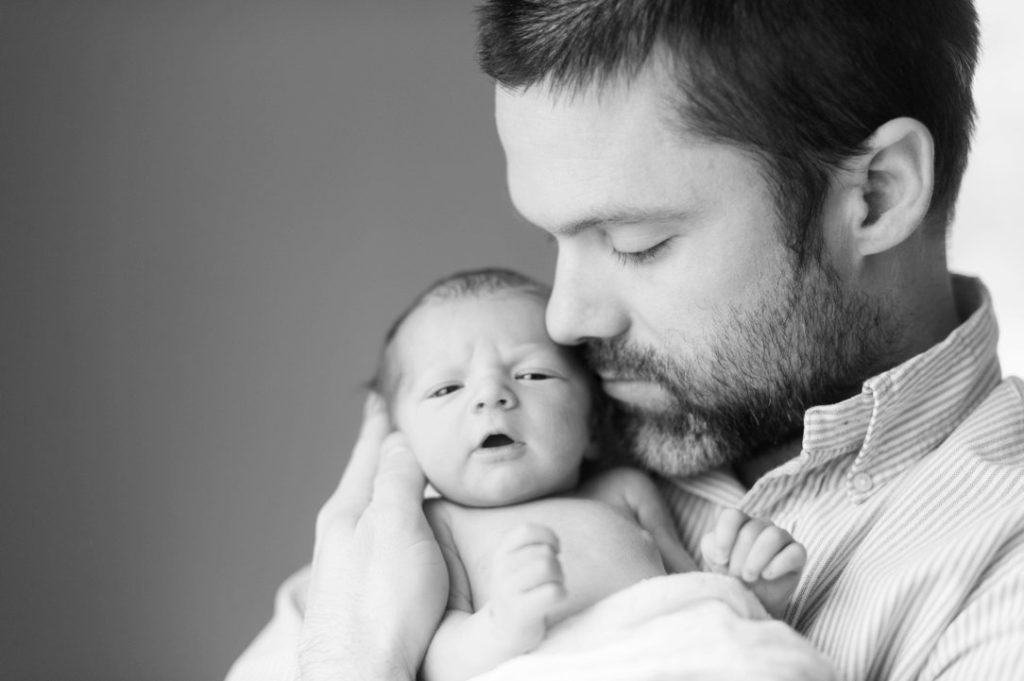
[408,439,450,488]
[553,387,591,424]
[557,403,592,447]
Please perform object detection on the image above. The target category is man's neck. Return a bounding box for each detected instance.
[872,243,961,365]
[733,438,803,489]
[732,272,963,491]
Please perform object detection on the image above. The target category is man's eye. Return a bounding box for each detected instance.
[611,238,673,266]
[427,384,462,398]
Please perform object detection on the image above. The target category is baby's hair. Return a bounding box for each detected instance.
[368,267,551,401]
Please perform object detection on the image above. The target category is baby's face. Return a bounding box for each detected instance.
[390,291,592,507]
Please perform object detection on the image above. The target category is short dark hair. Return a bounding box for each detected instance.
[368,267,551,400]
[477,0,980,262]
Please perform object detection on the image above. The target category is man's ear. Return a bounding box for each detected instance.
[845,117,934,256]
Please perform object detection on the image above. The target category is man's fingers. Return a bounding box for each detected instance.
[371,432,427,511]
[333,393,392,515]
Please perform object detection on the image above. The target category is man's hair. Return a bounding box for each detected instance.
[368,267,551,400]
[477,0,980,262]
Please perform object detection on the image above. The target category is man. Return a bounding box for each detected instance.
[229,1,1024,679]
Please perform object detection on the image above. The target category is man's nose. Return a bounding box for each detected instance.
[545,251,628,345]
[472,379,518,412]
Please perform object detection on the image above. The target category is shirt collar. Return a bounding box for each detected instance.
[798,276,999,499]
[671,275,1002,505]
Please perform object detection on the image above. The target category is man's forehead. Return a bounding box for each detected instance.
[494,64,706,234]
[494,67,671,153]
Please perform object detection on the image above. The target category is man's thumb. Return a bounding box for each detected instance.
[373,432,427,508]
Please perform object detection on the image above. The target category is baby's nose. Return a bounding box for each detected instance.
[475,396,509,410]
[473,382,518,411]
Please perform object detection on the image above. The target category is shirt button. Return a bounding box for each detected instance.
[851,472,874,493]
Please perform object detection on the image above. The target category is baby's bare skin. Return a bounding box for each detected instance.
[421,467,698,681]
[428,476,684,625]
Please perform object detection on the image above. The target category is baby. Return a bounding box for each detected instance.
[370,268,806,681]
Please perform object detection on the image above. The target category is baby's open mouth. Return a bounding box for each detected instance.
[480,432,515,448]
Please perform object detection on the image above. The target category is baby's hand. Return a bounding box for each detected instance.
[700,509,806,619]
[485,523,567,654]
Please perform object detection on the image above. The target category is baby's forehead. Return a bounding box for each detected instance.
[408,288,545,336]
[391,290,552,363]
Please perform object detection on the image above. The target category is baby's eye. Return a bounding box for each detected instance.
[427,384,462,398]
[516,372,554,381]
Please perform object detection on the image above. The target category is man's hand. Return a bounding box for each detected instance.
[701,508,807,618]
[297,394,448,681]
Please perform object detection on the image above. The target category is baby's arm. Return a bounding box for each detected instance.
[578,467,697,574]
[421,504,566,681]
[700,508,807,618]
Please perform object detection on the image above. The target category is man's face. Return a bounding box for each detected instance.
[390,292,592,506]
[495,60,896,475]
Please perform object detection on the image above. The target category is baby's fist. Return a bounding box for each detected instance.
[701,509,806,618]
[486,523,566,653]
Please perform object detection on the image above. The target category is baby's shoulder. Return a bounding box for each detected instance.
[576,466,658,505]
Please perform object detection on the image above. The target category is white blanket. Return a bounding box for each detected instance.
[472,573,836,681]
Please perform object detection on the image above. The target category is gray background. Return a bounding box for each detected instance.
[2,2,1021,680]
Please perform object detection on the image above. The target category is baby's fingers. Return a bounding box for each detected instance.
[704,508,749,566]
[514,580,567,618]
[741,525,796,582]
[700,531,728,572]
[761,542,808,581]
[493,523,563,589]
[511,560,566,602]
[496,542,564,598]
[496,523,560,557]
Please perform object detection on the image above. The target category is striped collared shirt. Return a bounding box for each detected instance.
[660,275,1024,681]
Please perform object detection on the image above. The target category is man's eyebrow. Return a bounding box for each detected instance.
[551,208,693,237]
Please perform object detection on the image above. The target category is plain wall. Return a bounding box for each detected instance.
[1,2,1020,680]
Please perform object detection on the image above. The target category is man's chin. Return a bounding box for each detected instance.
[607,405,746,478]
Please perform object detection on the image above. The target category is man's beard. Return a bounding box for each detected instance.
[584,258,903,477]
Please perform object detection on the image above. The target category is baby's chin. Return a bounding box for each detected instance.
[433,473,580,508]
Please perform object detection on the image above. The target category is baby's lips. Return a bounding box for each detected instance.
[474,422,518,445]
[479,432,516,448]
